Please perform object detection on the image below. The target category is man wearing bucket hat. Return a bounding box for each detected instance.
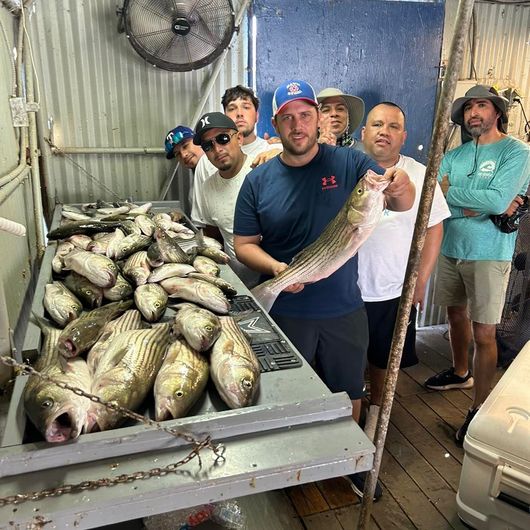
[233,80,415,501]
[317,87,365,149]
[424,85,530,445]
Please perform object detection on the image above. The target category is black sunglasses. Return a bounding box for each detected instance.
[201,132,238,152]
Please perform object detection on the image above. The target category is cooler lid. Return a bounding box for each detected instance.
[467,340,530,462]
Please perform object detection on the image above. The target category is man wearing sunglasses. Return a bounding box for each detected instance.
[191,86,282,229]
[192,112,259,288]
[233,79,415,501]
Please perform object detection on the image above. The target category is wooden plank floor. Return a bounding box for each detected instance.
[282,325,507,530]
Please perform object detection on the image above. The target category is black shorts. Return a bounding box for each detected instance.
[270,307,368,400]
[365,298,418,370]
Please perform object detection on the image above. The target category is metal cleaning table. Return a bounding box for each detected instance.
[0,204,374,529]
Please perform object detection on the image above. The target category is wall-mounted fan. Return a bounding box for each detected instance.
[121,0,235,72]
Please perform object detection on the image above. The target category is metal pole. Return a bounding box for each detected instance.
[50,146,165,155]
[357,0,476,527]
[158,0,251,200]
[24,8,46,261]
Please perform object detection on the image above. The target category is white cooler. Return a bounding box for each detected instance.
[457,341,530,529]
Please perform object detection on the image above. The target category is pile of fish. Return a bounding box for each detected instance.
[23,202,261,444]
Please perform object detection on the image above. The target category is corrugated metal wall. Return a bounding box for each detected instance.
[443,0,530,141]
[420,0,530,326]
[0,6,38,348]
[26,0,249,216]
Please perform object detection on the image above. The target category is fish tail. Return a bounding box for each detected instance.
[250,280,278,313]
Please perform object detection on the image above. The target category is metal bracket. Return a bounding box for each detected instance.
[9,98,40,127]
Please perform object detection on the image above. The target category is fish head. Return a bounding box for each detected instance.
[85,402,120,433]
[24,379,87,443]
[182,312,222,351]
[57,323,84,358]
[155,382,195,421]
[220,364,259,409]
[347,170,391,227]
[85,379,127,432]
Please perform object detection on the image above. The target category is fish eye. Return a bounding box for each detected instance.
[205,325,213,331]
[41,398,54,408]
[154,301,161,308]
[175,390,184,398]
[357,187,363,194]
[241,378,253,389]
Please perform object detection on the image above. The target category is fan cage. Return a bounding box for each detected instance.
[123,0,235,72]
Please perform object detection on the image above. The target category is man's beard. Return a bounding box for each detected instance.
[282,131,318,157]
[239,125,254,138]
[465,116,497,138]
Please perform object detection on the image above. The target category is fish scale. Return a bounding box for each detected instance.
[87,324,171,431]
[87,309,143,376]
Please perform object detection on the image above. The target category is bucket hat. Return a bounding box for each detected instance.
[451,85,508,133]
[317,88,365,132]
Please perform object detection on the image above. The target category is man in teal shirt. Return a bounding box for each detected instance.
[424,85,530,444]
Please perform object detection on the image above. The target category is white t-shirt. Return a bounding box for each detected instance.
[201,155,260,288]
[191,137,280,227]
[357,154,451,301]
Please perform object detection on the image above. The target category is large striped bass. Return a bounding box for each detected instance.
[251,170,392,312]
[154,339,209,421]
[210,316,260,409]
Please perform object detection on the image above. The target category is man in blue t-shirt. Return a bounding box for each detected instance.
[233,79,415,501]
[424,85,530,445]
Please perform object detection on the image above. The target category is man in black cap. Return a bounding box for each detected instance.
[424,85,530,444]
[192,112,259,287]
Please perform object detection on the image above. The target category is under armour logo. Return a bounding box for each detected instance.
[200,116,210,128]
[321,175,338,190]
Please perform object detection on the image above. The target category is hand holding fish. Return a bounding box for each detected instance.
[382,167,415,211]
[272,261,304,294]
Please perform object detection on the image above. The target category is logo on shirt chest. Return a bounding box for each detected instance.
[477,160,496,178]
[321,175,338,190]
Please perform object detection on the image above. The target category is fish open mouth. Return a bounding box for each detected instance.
[155,407,173,422]
[62,339,77,357]
[45,412,76,443]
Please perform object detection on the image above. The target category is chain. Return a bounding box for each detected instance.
[0,356,226,507]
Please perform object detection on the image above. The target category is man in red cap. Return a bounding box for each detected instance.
[234,79,415,501]
[424,85,530,444]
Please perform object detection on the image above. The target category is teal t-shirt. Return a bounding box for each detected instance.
[440,136,530,261]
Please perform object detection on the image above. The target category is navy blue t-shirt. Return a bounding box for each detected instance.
[234,143,383,318]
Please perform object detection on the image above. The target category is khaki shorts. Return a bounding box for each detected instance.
[435,255,511,325]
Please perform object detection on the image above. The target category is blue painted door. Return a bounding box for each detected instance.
[251,0,445,163]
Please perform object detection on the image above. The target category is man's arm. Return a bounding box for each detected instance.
[413,222,443,310]
[383,167,415,212]
[446,144,530,215]
[234,235,304,293]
